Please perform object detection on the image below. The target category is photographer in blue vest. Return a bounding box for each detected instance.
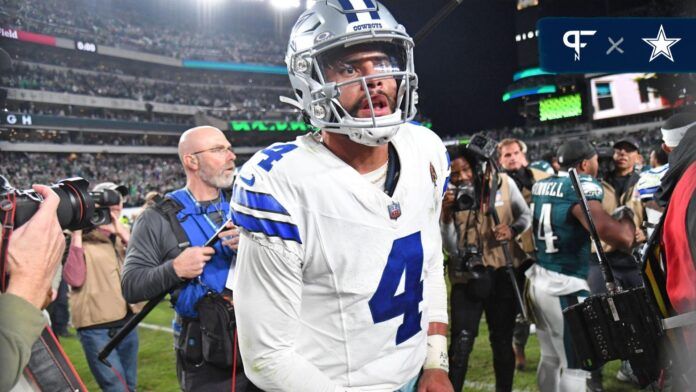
[122,126,260,391]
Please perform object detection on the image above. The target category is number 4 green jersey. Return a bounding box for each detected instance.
[530,172,604,279]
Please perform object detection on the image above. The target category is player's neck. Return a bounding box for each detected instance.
[321,131,388,174]
[185,179,219,202]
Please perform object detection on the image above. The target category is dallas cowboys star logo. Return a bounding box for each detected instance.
[642,25,681,62]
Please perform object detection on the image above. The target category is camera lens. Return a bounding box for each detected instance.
[5,177,95,230]
[90,189,122,206]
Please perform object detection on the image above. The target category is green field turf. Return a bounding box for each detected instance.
[59,300,641,391]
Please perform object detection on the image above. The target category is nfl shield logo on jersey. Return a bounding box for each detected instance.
[388,201,402,220]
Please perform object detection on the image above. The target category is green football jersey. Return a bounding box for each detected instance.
[531,172,604,279]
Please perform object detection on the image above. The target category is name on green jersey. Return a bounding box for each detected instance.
[531,181,564,198]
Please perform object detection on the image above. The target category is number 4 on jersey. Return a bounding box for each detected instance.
[257,143,298,172]
[532,203,559,253]
[368,232,424,345]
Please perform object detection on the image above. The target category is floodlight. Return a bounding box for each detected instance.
[271,0,300,9]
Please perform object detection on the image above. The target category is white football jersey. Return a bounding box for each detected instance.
[230,122,450,391]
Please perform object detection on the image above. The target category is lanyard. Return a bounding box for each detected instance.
[184,188,224,232]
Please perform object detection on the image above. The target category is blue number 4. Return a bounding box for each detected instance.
[368,232,424,345]
[258,143,298,172]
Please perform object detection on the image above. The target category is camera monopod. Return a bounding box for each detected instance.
[567,168,618,293]
[486,160,528,321]
[563,168,667,381]
[98,218,233,366]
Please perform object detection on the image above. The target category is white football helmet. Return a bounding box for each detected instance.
[282,0,418,146]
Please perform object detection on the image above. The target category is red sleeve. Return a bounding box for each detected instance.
[63,246,86,288]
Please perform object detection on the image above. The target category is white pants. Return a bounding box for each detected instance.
[528,277,590,392]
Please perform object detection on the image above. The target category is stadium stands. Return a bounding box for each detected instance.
[1,151,185,207]
[1,0,288,64]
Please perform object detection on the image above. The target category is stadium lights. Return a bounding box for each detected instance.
[271,0,300,9]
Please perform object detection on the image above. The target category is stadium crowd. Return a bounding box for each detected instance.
[0,152,185,207]
[3,62,288,110]
[1,0,287,64]
[6,102,195,125]
[2,40,290,88]
[0,128,181,147]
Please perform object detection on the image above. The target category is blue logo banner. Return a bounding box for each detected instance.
[538,18,696,73]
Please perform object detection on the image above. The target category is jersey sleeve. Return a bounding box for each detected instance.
[230,146,304,261]
[233,235,340,392]
[424,128,449,325]
[577,175,604,202]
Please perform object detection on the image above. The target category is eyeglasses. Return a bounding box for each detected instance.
[190,145,235,155]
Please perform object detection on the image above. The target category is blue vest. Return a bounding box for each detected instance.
[168,188,235,318]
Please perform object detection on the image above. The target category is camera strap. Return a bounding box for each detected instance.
[151,195,190,249]
[0,191,17,292]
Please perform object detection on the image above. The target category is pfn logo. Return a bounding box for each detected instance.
[563,30,596,61]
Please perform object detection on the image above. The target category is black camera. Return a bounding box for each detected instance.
[454,184,478,211]
[451,244,491,300]
[467,133,498,160]
[0,176,121,230]
[451,244,485,278]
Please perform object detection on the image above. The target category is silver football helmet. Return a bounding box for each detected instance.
[282,0,418,146]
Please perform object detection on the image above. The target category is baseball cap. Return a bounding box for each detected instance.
[557,139,597,168]
[92,182,128,197]
[661,112,696,148]
[613,137,640,152]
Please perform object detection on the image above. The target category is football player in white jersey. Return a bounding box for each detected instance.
[228,1,452,391]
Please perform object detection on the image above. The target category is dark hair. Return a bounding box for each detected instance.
[542,150,556,162]
[652,143,669,166]
[450,145,483,169]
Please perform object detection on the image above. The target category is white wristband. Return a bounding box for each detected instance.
[423,334,449,372]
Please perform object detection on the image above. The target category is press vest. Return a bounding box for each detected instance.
[517,167,551,256]
[168,188,235,319]
[596,173,644,254]
[453,173,517,272]
[69,230,133,329]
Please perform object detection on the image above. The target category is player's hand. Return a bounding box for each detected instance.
[6,185,66,310]
[492,224,513,241]
[441,189,456,223]
[218,221,240,251]
[417,369,454,392]
[172,246,215,279]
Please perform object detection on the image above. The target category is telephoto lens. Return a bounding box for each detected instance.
[0,176,96,230]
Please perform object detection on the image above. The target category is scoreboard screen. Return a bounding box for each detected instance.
[539,93,582,121]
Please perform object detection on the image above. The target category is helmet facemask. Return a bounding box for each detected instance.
[288,37,418,146]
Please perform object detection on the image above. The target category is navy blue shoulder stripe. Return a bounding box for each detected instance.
[233,185,289,215]
[232,210,302,244]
